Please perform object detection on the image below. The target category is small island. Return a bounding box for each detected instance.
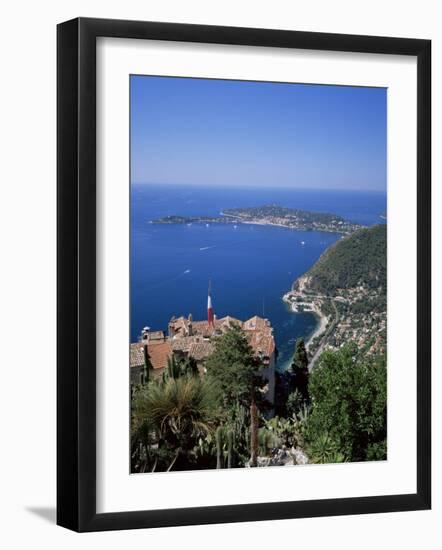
[151,204,363,235]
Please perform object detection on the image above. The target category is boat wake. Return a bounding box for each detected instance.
[146,269,191,291]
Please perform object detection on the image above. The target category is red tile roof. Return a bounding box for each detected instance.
[243,315,270,331]
[130,341,172,371]
[135,314,275,367]
[245,330,275,358]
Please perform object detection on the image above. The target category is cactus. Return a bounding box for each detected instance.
[215,426,223,469]
[250,399,258,467]
[227,429,233,468]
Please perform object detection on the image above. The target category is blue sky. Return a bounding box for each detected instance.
[130,76,386,192]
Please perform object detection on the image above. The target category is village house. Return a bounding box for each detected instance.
[130,289,276,403]
[130,335,172,385]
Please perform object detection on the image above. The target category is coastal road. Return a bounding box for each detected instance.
[308,300,339,371]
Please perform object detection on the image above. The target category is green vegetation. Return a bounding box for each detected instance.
[152,204,362,234]
[132,341,387,471]
[262,410,309,450]
[151,215,230,225]
[131,324,269,472]
[290,338,309,405]
[306,345,387,462]
[223,204,346,225]
[291,224,387,358]
[205,323,268,468]
[131,375,220,472]
[306,224,386,294]
[163,354,198,381]
[307,433,346,464]
[205,323,263,409]
[132,224,387,472]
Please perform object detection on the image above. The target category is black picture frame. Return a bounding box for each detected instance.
[57,17,431,532]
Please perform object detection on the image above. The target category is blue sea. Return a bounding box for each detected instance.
[131,184,386,370]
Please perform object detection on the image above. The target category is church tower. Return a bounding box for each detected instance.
[207,281,214,326]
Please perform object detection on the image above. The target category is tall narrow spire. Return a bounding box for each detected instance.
[207,279,214,326]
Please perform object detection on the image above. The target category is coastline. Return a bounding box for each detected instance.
[153,205,362,236]
[153,216,356,236]
[283,291,328,351]
[134,185,386,371]
[278,295,328,372]
[238,220,349,235]
[305,307,328,350]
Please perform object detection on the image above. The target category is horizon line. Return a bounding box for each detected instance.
[131,181,387,194]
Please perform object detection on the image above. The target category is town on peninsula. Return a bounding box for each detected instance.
[151,204,363,235]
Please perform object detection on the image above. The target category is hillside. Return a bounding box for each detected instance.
[285,224,387,363]
[305,224,386,295]
[223,205,345,225]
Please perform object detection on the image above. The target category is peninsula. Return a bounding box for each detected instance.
[151,205,363,235]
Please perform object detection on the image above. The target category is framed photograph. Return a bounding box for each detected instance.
[57,17,431,532]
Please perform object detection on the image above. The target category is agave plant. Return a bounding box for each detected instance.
[307,433,346,464]
[134,377,220,471]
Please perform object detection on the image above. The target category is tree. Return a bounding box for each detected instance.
[286,389,303,416]
[307,345,386,462]
[290,338,309,404]
[205,323,265,467]
[274,370,292,417]
[205,323,262,408]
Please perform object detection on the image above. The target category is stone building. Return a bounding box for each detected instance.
[129,336,172,384]
[130,290,276,402]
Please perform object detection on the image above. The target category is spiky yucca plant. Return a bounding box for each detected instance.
[135,377,219,471]
[308,433,346,464]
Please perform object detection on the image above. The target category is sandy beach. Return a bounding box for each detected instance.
[306,306,328,350]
